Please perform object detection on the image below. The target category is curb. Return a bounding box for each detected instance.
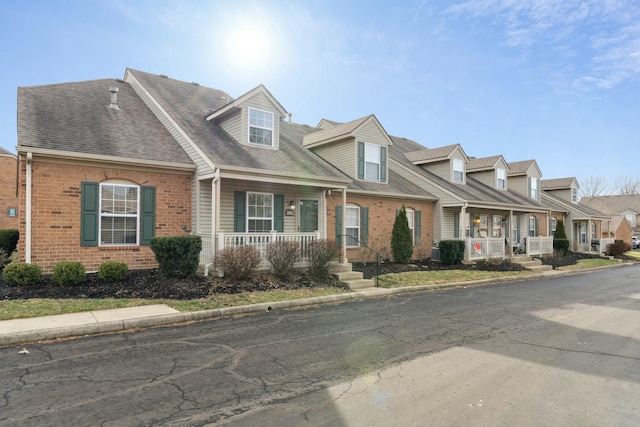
[2,262,636,347]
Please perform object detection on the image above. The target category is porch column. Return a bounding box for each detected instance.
[341,188,347,264]
[509,210,514,258]
[460,205,466,240]
[213,171,221,254]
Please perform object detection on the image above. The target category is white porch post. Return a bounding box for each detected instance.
[460,205,466,240]
[509,210,514,257]
[213,171,220,255]
[342,188,347,265]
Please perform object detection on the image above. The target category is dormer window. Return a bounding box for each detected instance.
[572,188,578,203]
[497,168,506,189]
[453,158,465,183]
[529,177,539,200]
[248,107,273,147]
[357,141,387,182]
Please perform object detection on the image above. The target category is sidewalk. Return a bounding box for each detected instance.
[0,264,632,347]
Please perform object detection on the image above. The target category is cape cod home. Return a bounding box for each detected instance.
[16,69,435,273]
[0,146,19,230]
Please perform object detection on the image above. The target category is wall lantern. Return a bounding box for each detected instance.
[289,200,296,210]
[473,216,481,225]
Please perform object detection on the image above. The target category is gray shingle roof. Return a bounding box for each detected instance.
[0,147,14,157]
[302,115,371,146]
[507,160,536,175]
[541,177,577,190]
[580,194,640,215]
[404,144,459,164]
[17,79,193,164]
[467,155,505,172]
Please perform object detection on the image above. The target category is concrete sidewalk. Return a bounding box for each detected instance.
[0,263,633,347]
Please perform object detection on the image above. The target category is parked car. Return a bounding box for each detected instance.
[633,236,639,249]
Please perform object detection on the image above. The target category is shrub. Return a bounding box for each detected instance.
[0,229,19,255]
[307,239,339,279]
[99,261,128,283]
[215,245,262,280]
[0,249,9,271]
[150,235,202,276]
[606,241,630,258]
[265,241,300,279]
[439,240,465,265]
[2,262,42,286]
[52,261,86,286]
[553,239,570,256]
[554,220,567,239]
[391,206,413,264]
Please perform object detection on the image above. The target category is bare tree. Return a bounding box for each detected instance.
[578,176,610,198]
[614,176,640,195]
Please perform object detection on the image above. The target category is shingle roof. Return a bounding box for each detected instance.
[466,155,505,172]
[506,160,535,175]
[0,147,14,157]
[302,115,371,147]
[17,78,193,164]
[128,69,348,181]
[541,177,577,190]
[404,144,459,164]
[580,194,640,215]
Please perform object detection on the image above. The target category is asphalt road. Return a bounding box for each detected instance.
[1,265,640,426]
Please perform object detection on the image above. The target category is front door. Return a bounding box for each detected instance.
[299,199,319,232]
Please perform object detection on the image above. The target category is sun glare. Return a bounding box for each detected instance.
[227,24,272,68]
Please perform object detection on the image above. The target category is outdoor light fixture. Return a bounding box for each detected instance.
[289,200,295,210]
[473,216,481,225]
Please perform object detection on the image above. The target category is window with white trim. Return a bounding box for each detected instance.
[591,222,597,239]
[550,217,557,235]
[528,216,537,237]
[345,205,360,247]
[530,177,538,200]
[100,183,139,245]
[572,188,578,203]
[406,208,415,243]
[365,142,381,181]
[248,192,273,232]
[497,168,506,189]
[248,108,273,147]
[453,158,464,183]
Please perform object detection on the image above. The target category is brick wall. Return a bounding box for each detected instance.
[18,159,192,273]
[0,155,19,230]
[325,193,434,263]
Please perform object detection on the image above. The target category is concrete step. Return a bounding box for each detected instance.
[344,278,377,290]
[333,271,365,281]
[330,263,353,274]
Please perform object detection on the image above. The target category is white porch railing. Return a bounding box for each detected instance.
[466,238,505,261]
[198,233,215,266]
[211,232,321,267]
[526,236,554,256]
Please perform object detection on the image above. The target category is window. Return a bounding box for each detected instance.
[497,168,506,189]
[247,192,273,232]
[591,222,597,239]
[345,205,360,247]
[100,183,139,245]
[530,177,538,200]
[365,142,381,181]
[572,188,578,203]
[248,108,273,147]
[453,158,464,183]
[579,223,587,243]
[454,212,460,239]
[550,217,557,235]
[406,208,415,243]
[529,216,537,237]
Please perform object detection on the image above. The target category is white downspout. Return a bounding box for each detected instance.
[204,170,220,277]
[342,188,347,265]
[25,152,32,263]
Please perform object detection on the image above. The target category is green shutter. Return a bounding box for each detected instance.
[234,191,246,232]
[80,181,99,246]
[380,146,387,182]
[454,212,460,239]
[335,205,343,246]
[140,186,156,245]
[361,207,369,245]
[275,194,284,232]
[357,141,365,179]
[415,210,422,244]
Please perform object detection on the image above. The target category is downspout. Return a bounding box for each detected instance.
[25,152,32,263]
[204,169,220,277]
[342,188,347,265]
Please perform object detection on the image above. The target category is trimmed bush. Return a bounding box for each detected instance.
[307,239,339,279]
[606,241,630,258]
[0,249,9,271]
[0,229,19,255]
[150,235,202,276]
[265,241,300,279]
[439,240,465,265]
[99,261,128,283]
[215,244,262,280]
[52,261,86,286]
[553,239,569,256]
[391,206,413,264]
[2,262,42,286]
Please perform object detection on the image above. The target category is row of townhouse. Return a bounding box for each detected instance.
[8,68,631,274]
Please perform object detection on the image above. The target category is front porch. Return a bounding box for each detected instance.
[466,236,554,260]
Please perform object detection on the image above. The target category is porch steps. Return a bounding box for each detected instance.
[512,255,553,272]
[331,263,376,290]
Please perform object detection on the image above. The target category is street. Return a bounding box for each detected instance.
[1,265,640,426]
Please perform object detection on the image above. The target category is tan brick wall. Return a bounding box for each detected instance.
[325,193,434,263]
[18,159,192,273]
[0,155,19,230]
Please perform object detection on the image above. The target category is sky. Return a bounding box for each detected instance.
[1,0,639,190]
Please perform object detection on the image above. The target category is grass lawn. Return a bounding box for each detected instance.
[377,270,534,288]
[557,258,621,270]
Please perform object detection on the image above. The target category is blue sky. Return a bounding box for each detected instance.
[2,0,639,189]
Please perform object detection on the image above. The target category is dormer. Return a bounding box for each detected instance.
[507,159,543,202]
[541,177,580,204]
[206,85,287,150]
[466,155,509,190]
[302,115,392,183]
[405,144,469,184]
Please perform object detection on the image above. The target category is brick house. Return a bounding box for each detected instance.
[16,69,435,273]
[0,147,19,230]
